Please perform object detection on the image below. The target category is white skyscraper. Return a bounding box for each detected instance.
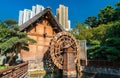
[18,11,24,26]
[18,4,45,26]
[68,20,71,31]
[56,4,71,31]
[36,5,44,14]
[23,9,31,23]
[32,6,36,17]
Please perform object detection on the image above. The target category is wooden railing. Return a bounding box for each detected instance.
[87,60,120,68]
[0,62,28,78]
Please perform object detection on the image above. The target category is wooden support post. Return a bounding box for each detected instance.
[77,40,81,78]
[63,49,77,78]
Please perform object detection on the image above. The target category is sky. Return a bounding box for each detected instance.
[0,0,119,28]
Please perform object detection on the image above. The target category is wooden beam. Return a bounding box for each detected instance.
[37,44,49,47]
[28,33,53,38]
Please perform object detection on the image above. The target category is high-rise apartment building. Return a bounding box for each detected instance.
[56,4,71,30]
[32,4,45,15]
[68,20,71,30]
[23,9,32,23]
[18,11,24,26]
[18,4,44,26]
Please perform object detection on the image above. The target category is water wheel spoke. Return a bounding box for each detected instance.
[49,32,79,70]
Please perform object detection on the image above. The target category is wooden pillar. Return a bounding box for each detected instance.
[63,48,77,77]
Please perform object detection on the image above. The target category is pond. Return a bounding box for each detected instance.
[29,73,63,78]
[81,72,120,78]
[29,73,120,78]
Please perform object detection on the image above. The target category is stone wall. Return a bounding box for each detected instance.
[83,66,120,76]
[81,60,120,77]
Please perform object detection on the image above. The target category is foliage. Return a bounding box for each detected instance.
[88,38,120,61]
[84,2,120,28]
[87,22,120,61]
[89,40,100,45]
[105,21,120,38]
[98,5,115,24]
[70,23,107,44]
[69,23,93,44]
[114,2,120,21]
[0,19,36,65]
[91,24,107,42]
[0,22,9,38]
[0,65,11,70]
[70,2,120,61]
[4,19,17,26]
[84,16,98,28]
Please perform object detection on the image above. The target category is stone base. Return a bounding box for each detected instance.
[63,70,77,78]
[28,69,46,76]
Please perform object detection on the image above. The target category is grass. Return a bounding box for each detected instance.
[0,65,11,71]
[0,66,6,70]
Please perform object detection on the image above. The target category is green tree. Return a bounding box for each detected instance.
[84,16,98,28]
[73,2,120,61]
[98,5,115,24]
[105,21,120,39]
[91,24,107,43]
[4,19,18,26]
[0,22,36,65]
[114,2,120,20]
[87,21,120,61]
[69,23,93,44]
[0,21,9,38]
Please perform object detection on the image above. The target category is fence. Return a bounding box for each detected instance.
[0,62,28,78]
[87,60,120,68]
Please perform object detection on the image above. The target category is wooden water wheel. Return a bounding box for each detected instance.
[49,32,80,70]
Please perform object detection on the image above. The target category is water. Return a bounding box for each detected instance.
[81,73,120,78]
[29,72,120,78]
[29,73,62,78]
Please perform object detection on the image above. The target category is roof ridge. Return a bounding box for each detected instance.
[19,8,65,32]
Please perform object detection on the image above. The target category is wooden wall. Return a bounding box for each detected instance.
[20,19,56,69]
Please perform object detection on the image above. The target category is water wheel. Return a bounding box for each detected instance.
[49,32,79,70]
